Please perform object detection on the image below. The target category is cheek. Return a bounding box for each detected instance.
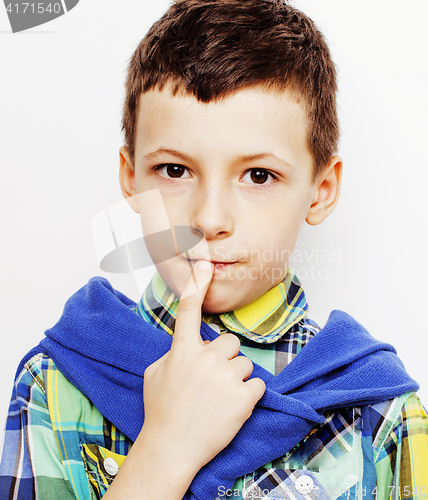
[160,192,192,225]
[243,209,306,266]
[246,213,298,248]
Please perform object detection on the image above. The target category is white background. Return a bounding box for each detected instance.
[1,0,427,425]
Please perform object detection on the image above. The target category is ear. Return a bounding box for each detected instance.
[306,156,343,226]
[119,145,140,213]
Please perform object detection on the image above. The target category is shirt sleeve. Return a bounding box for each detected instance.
[392,393,428,499]
[0,353,80,499]
[374,392,428,500]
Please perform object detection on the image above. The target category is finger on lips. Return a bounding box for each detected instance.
[173,260,214,346]
[169,259,266,403]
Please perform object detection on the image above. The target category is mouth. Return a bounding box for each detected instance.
[184,258,238,272]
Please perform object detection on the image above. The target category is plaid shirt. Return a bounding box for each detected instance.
[1,270,427,499]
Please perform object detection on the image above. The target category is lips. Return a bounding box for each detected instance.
[184,258,238,271]
[185,258,237,265]
[211,261,236,272]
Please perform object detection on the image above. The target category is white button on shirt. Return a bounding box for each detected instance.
[209,323,221,334]
[295,475,315,494]
[104,457,119,476]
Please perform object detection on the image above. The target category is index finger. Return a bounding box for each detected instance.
[172,259,214,346]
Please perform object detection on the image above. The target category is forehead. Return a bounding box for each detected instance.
[135,84,313,173]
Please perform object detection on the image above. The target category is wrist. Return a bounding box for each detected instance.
[134,424,202,488]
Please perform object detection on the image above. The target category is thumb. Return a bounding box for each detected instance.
[172,260,214,347]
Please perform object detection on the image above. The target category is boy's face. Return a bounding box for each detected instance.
[120,84,340,313]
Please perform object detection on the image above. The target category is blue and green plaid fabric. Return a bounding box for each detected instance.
[1,270,428,499]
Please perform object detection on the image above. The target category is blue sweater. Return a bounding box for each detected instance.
[18,276,418,500]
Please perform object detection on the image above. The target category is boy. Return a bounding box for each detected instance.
[1,1,427,499]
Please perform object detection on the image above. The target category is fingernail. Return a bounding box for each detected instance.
[195,259,212,270]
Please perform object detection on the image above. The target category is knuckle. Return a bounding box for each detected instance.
[230,333,242,347]
[242,356,253,370]
[236,356,253,374]
[256,377,266,395]
[221,333,241,349]
[234,339,242,353]
[247,377,266,398]
[209,335,224,349]
[244,358,254,377]
[255,376,266,390]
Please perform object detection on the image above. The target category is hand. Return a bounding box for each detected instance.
[141,259,266,471]
[103,260,266,500]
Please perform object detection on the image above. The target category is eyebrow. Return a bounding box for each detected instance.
[237,153,294,171]
[144,148,192,163]
[144,148,294,171]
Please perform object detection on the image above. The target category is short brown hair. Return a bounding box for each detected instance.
[122,0,339,181]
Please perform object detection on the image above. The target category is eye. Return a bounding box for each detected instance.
[241,169,277,185]
[155,163,191,179]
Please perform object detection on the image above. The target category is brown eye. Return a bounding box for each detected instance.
[157,164,191,179]
[242,169,276,185]
[251,170,269,184]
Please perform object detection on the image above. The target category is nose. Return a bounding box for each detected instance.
[190,184,234,240]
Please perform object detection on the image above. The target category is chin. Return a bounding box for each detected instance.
[201,288,235,314]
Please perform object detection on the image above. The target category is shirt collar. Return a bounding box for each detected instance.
[135,268,308,344]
